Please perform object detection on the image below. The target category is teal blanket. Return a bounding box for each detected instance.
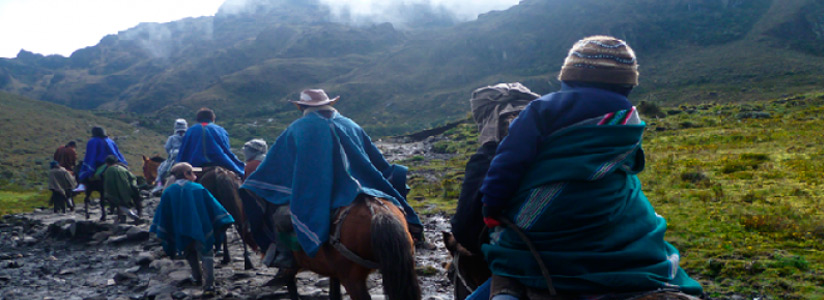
[482,124,703,295]
[151,181,235,256]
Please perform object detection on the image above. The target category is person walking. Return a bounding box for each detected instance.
[48,161,77,213]
[151,162,235,297]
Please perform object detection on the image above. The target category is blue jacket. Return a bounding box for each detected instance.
[481,83,632,207]
[176,122,245,176]
[241,110,420,256]
[77,137,127,182]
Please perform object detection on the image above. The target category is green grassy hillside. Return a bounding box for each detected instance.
[0,91,167,190]
[403,91,824,299]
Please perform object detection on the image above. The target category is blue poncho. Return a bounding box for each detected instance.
[241,110,421,256]
[482,124,703,295]
[77,137,127,182]
[176,122,245,176]
[150,181,235,256]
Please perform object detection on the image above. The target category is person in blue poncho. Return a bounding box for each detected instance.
[77,126,128,183]
[150,162,235,296]
[475,36,704,300]
[241,88,430,282]
[176,108,245,177]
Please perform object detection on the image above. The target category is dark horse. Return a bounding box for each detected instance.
[74,161,110,220]
[442,231,491,300]
[245,193,421,300]
[197,167,256,270]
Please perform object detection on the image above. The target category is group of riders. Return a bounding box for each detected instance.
[45,36,706,300]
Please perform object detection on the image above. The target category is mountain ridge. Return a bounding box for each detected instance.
[1,0,822,140]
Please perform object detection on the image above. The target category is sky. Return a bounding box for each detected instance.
[0,0,520,59]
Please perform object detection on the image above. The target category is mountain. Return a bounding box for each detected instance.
[1,0,823,140]
[0,91,166,189]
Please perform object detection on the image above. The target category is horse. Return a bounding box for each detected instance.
[141,155,164,185]
[73,161,110,220]
[196,166,256,270]
[442,231,491,300]
[245,193,421,300]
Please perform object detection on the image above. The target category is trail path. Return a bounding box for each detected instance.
[0,197,454,300]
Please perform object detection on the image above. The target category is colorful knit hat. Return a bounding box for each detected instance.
[558,36,639,86]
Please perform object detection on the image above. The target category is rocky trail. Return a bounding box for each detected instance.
[0,197,456,300]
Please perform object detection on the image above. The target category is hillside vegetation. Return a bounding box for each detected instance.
[0,92,166,190]
[402,91,824,299]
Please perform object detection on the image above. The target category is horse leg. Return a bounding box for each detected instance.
[84,192,90,220]
[99,196,107,221]
[339,277,371,300]
[221,235,231,265]
[242,237,254,270]
[329,277,342,300]
[286,277,299,300]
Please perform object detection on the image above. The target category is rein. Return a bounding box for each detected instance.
[328,197,382,269]
[499,216,557,296]
[451,252,476,293]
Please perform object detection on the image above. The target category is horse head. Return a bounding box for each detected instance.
[442,231,491,300]
[142,155,164,185]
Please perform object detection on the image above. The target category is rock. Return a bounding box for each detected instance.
[113,271,138,284]
[4,261,22,268]
[169,270,192,283]
[22,236,37,245]
[171,291,188,299]
[58,268,78,275]
[126,227,149,242]
[229,272,252,280]
[149,258,174,272]
[126,266,141,273]
[108,235,129,245]
[145,281,177,298]
[92,231,113,241]
[136,253,154,266]
[314,277,330,287]
[425,296,444,300]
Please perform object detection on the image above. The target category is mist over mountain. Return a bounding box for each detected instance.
[1,0,823,140]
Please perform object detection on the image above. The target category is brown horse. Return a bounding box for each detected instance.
[247,194,421,300]
[197,166,256,270]
[141,155,164,185]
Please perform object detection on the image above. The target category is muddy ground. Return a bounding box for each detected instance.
[0,140,458,300]
[0,198,455,300]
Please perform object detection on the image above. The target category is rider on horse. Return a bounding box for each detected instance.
[451,82,540,255]
[477,36,704,299]
[176,108,245,177]
[154,118,188,189]
[241,138,267,182]
[241,89,429,280]
[77,126,128,184]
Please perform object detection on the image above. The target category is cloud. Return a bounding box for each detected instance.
[320,0,519,23]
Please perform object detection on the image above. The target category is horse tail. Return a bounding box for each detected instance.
[207,168,258,251]
[371,207,421,300]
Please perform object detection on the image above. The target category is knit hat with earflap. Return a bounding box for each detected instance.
[173,119,188,133]
[558,35,639,86]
